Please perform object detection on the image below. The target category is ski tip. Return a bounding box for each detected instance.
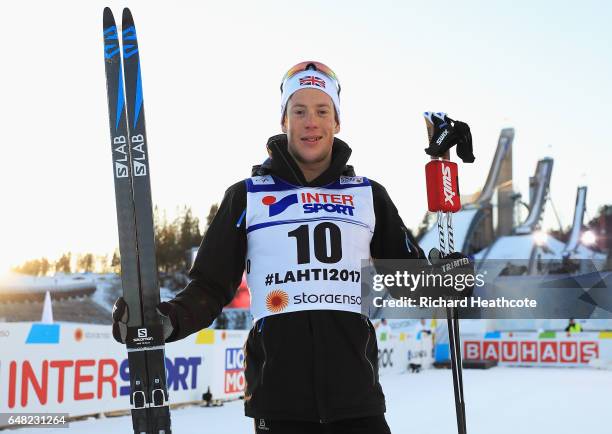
[122,7,134,27]
[103,7,115,27]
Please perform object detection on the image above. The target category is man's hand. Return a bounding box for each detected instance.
[428,248,475,298]
[112,297,177,344]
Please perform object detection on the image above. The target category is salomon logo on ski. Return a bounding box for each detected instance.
[113,137,129,178]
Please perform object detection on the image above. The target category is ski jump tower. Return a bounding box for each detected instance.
[563,186,588,257]
[514,158,554,236]
[475,157,556,268]
[561,186,606,263]
[466,128,516,248]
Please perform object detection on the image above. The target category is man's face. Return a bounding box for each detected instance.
[282,88,340,165]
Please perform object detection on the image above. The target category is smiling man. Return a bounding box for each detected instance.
[113,61,429,434]
[280,70,340,181]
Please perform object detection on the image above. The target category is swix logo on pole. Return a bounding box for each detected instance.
[425,160,461,213]
[436,129,449,145]
[441,163,455,206]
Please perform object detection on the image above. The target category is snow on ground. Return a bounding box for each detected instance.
[90,274,122,313]
[17,366,612,434]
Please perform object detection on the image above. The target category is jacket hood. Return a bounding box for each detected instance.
[251,134,355,187]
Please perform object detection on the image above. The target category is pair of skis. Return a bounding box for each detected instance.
[102,8,171,434]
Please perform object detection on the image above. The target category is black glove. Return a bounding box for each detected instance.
[112,296,177,344]
[427,248,475,298]
[423,112,475,163]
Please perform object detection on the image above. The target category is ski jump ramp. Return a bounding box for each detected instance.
[475,164,604,274]
[563,186,588,256]
[475,157,554,265]
[562,186,606,261]
[514,158,554,235]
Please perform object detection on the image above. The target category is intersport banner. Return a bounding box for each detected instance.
[0,322,248,421]
[0,321,430,424]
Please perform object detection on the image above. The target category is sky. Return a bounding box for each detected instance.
[1,0,610,273]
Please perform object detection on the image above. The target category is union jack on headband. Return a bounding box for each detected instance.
[299,76,326,88]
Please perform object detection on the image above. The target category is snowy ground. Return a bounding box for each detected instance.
[15,366,612,433]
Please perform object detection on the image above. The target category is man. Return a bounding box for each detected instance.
[565,318,582,333]
[375,318,392,341]
[113,61,471,433]
[415,319,432,337]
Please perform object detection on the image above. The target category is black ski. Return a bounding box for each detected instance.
[102,7,171,434]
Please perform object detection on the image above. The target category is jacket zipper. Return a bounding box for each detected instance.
[364,319,376,386]
[258,319,267,386]
[309,313,327,424]
[270,140,305,187]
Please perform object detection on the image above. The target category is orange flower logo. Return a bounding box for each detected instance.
[74,328,83,342]
[266,290,289,313]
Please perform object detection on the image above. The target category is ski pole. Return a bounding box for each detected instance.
[423,112,474,434]
[445,210,466,434]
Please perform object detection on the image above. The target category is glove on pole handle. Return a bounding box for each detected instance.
[423,112,468,434]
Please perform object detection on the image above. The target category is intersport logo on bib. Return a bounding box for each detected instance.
[262,194,299,217]
[262,192,356,217]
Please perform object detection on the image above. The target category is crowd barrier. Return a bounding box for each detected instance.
[376,328,434,374]
[0,322,247,423]
[0,321,430,425]
[459,331,612,367]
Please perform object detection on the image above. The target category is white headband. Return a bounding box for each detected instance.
[280,70,341,124]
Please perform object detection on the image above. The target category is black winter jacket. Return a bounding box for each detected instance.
[165,134,424,422]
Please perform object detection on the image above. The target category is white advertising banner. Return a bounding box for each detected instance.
[461,331,612,367]
[198,329,249,401]
[0,322,249,424]
[0,320,435,425]
[376,328,434,375]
